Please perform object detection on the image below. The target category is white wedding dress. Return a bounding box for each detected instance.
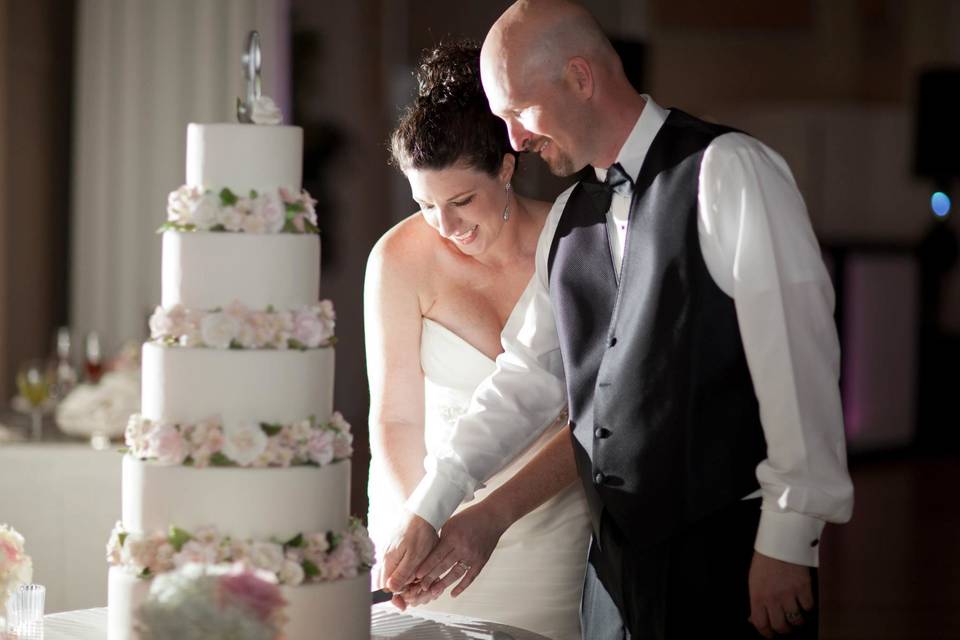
[367,317,591,640]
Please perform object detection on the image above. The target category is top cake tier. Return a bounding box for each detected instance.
[186,123,303,193]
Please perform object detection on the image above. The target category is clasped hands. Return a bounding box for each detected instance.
[377,502,509,610]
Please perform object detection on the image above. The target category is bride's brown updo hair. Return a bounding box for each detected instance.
[390,40,516,176]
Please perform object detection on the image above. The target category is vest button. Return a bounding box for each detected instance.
[594,427,610,439]
[594,472,605,485]
[608,336,617,347]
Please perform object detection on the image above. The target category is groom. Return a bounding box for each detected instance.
[383,1,853,638]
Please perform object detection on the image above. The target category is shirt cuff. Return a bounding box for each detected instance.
[404,468,470,531]
[754,508,826,567]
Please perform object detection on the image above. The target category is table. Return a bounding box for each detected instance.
[0,442,121,613]
[36,605,550,639]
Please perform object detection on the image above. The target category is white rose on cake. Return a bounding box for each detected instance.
[221,419,268,466]
[200,312,240,349]
[189,191,221,229]
[278,559,305,586]
[248,542,285,575]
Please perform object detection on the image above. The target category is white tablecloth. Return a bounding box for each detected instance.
[37,605,550,639]
[0,443,121,613]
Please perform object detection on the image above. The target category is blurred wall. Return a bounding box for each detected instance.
[0,0,74,397]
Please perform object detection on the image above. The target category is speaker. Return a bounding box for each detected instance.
[915,68,960,180]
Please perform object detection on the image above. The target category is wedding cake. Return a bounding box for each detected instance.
[105,96,373,640]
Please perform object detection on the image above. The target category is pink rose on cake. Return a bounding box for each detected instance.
[305,429,335,466]
[224,301,257,348]
[200,312,240,349]
[326,539,360,579]
[221,419,268,466]
[173,540,220,569]
[251,192,285,234]
[185,418,224,468]
[258,435,295,468]
[146,422,188,465]
[292,306,333,348]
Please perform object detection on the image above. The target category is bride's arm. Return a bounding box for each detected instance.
[412,422,578,600]
[364,230,429,505]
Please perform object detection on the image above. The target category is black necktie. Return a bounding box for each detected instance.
[582,162,634,216]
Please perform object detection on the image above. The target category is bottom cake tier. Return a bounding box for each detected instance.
[107,565,371,640]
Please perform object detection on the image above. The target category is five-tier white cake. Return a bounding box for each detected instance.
[106,109,372,639]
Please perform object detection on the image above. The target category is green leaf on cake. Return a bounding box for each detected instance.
[219,188,239,206]
[327,531,342,550]
[260,423,283,437]
[118,531,128,547]
[285,201,305,214]
[210,452,234,467]
[183,456,194,466]
[139,567,152,579]
[249,189,258,199]
[229,339,243,349]
[288,338,307,351]
[266,304,276,313]
[209,224,226,232]
[285,533,304,548]
[168,527,192,552]
[302,560,320,578]
[302,219,320,234]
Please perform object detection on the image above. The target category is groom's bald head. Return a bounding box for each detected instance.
[480,0,639,174]
[482,0,618,92]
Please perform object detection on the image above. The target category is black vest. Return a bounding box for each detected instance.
[547,109,767,550]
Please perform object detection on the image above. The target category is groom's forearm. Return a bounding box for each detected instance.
[481,422,577,530]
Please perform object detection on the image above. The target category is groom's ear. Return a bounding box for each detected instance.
[565,57,594,100]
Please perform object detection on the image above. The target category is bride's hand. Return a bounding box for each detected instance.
[414,500,511,599]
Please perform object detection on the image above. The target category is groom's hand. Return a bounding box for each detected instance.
[748,551,815,638]
[383,510,439,597]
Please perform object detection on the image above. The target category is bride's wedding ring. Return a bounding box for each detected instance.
[785,610,803,624]
[455,561,470,571]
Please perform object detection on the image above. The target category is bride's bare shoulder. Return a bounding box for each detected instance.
[366,211,437,280]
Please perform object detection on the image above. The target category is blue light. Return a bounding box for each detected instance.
[931,192,951,218]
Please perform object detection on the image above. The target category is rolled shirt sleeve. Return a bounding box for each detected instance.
[405,188,575,530]
[698,133,855,566]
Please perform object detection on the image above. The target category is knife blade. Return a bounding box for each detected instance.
[371,588,394,605]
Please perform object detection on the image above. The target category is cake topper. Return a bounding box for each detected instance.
[236,31,262,123]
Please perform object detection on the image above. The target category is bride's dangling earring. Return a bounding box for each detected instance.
[502,182,512,221]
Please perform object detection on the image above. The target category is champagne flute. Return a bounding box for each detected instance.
[15,360,51,440]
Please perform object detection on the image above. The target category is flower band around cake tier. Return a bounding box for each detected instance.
[162,185,318,234]
[149,300,335,350]
[125,412,352,468]
[106,519,374,586]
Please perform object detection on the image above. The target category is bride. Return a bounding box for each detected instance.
[364,41,590,640]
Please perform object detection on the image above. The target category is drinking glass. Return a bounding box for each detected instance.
[15,361,51,440]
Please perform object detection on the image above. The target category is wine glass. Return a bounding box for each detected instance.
[15,360,52,440]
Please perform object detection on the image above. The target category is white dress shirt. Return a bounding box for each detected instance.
[407,96,854,567]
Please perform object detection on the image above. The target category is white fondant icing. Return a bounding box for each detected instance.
[186,123,302,192]
[107,567,370,640]
[122,455,350,539]
[141,342,334,424]
[161,232,320,310]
